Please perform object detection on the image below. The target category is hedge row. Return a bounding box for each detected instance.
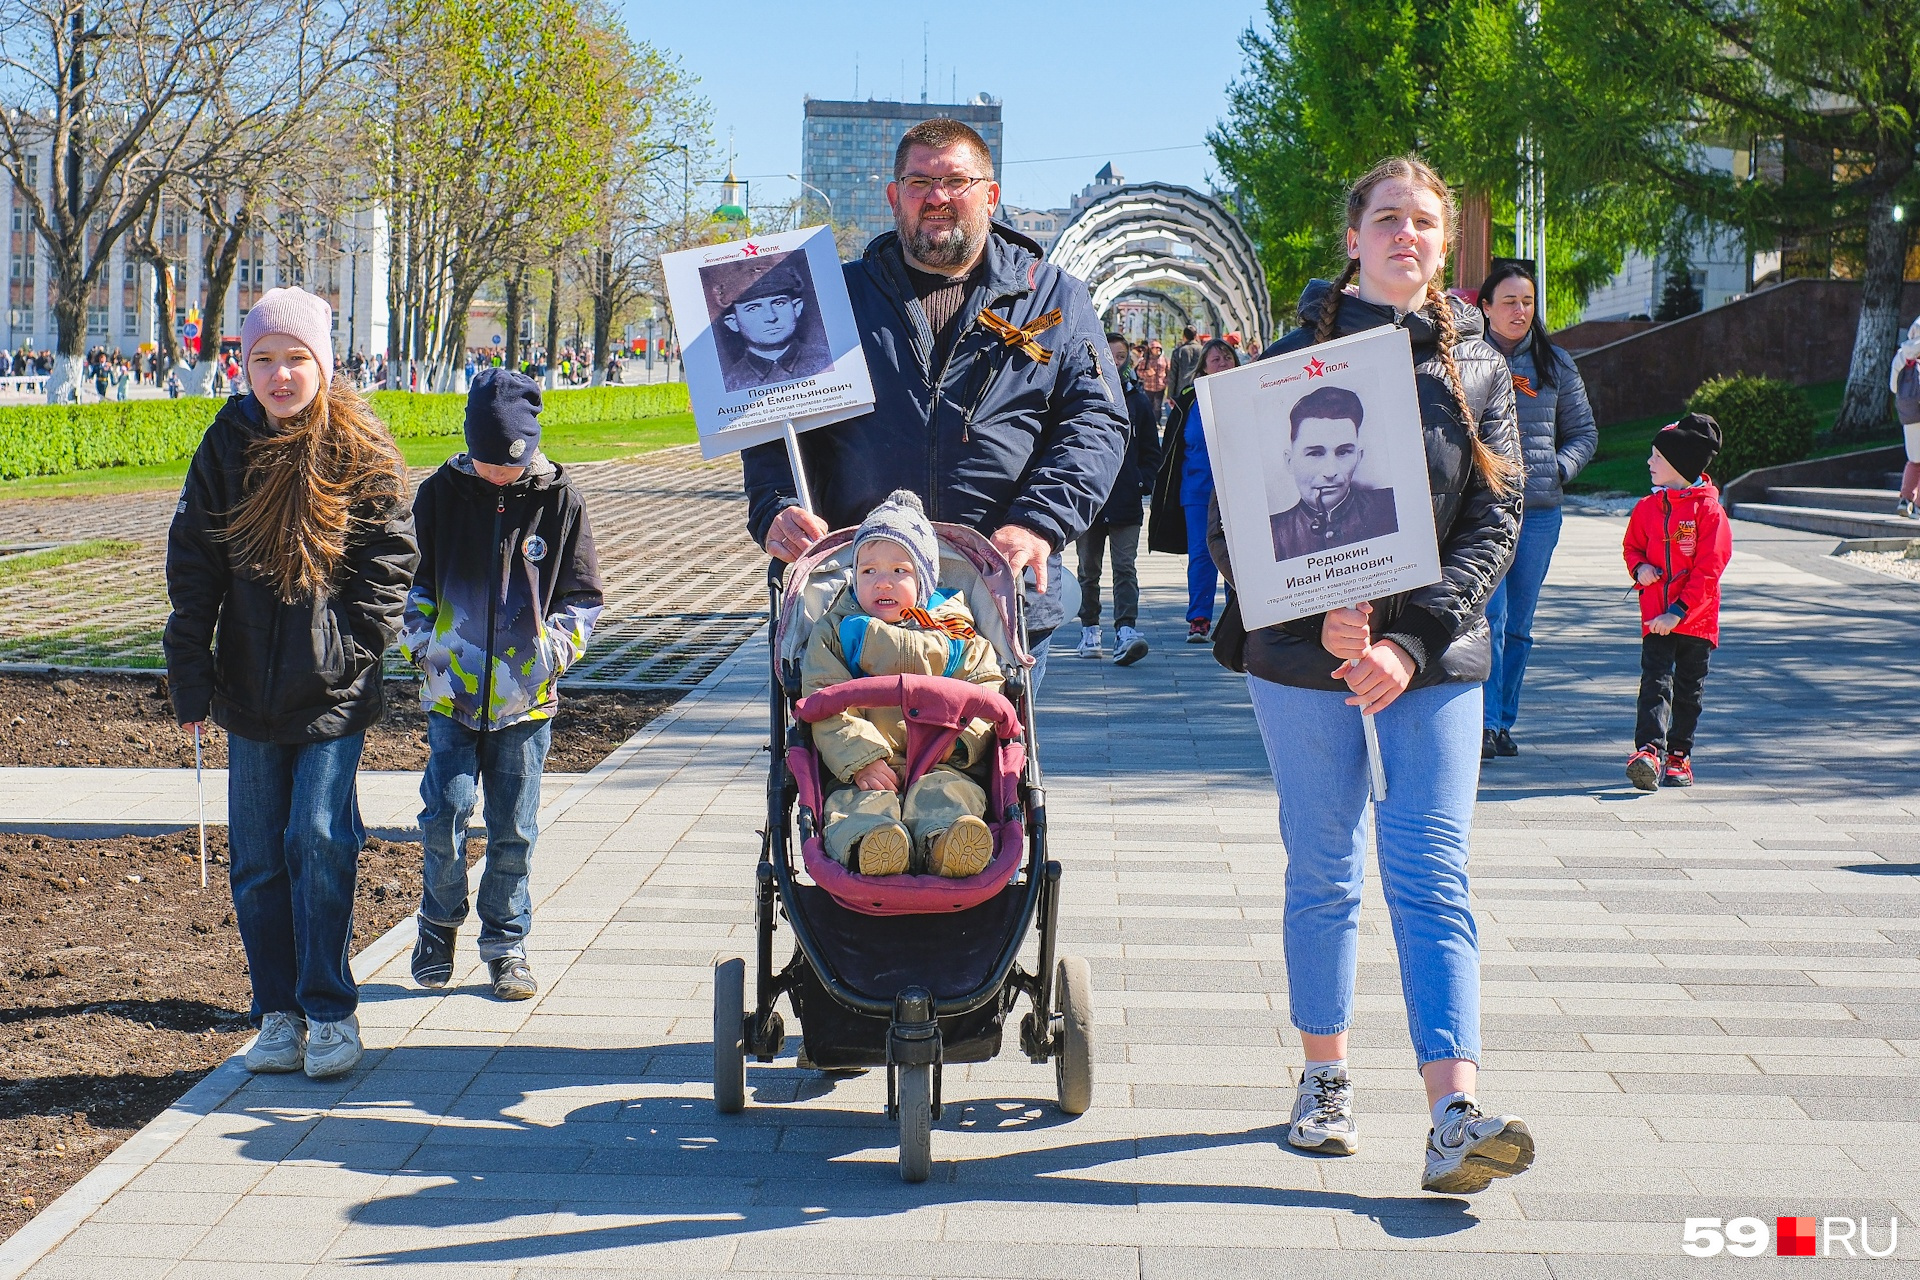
[0,381,691,481]
[1686,374,1816,482]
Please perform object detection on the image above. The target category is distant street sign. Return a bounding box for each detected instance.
[182,321,200,339]
[490,334,503,346]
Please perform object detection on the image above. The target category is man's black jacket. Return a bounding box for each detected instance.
[164,393,419,742]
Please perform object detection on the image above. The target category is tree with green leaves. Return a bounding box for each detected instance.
[1211,0,1657,331]
[1525,0,1920,439]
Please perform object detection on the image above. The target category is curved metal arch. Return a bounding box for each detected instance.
[1049,182,1271,348]
[1108,285,1195,330]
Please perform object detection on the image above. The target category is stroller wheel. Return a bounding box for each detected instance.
[897,1062,933,1183]
[1054,956,1095,1116]
[713,958,746,1114]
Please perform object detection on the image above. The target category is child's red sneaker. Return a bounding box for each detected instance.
[1661,753,1694,787]
[1626,745,1663,791]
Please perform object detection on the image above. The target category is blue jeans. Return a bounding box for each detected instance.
[418,713,552,960]
[1246,677,1483,1066]
[226,732,367,1026]
[1484,505,1564,732]
[1183,502,1218,623]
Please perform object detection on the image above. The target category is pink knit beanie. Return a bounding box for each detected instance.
[240,287,335,383]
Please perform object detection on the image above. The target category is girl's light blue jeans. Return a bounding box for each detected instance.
[1246,675,1483,1066]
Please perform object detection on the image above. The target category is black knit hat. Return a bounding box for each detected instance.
[465,367,543,467]
[1653,412,1721,482]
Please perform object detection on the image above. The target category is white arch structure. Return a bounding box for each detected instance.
[1048,181,1272,350]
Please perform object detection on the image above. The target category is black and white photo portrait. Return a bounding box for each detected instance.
[1268,383,1399,562]
[699,250,833,392]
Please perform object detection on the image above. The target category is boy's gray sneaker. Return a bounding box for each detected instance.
[1112,625,1149,666]
[245,1010,307,1073]
[1286,1065,1358,1154]
[411,917,456,989]
[303,1015,363,1079]
[1421,1101,1534,1194]
[489,956,538,1001]
[1075,625,1101,658]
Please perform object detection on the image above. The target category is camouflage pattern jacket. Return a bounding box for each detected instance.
[399,454,604,730]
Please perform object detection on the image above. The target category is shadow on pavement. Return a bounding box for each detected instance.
[222,1041,1480,1266]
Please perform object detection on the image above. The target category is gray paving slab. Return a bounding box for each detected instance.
[5,509,1920,1278]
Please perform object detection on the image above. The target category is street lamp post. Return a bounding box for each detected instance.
[786,175,833,224]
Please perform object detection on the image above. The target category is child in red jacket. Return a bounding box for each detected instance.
[1623,413,1731,790]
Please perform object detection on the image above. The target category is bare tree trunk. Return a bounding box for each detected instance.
[188,204,249,397]
[1834,180,1916,443]
[542,261,561,389]
[45,282,87,404]
[589,249,612,387]
[503,266,524,371]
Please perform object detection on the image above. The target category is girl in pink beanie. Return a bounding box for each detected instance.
[164,285,418,1081]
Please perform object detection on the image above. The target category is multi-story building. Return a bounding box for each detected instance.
[800,95,1003,249]
[1,146,390,360]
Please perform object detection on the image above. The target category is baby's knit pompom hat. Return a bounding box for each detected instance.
[853,489,940,591]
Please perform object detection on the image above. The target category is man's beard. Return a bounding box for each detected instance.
[903,210,984,270]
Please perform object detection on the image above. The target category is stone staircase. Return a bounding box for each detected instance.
[1729,476,1920,539]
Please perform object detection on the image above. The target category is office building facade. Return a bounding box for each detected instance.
[800,96,1002,251]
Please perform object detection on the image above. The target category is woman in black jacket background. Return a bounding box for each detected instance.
[1209,157,1532,1194]
[165,289,417,1082]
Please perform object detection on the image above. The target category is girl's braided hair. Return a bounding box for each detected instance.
[1315,155,1520,497]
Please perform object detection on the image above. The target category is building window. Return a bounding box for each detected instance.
[123,309,137,336]
[87,306,107,335]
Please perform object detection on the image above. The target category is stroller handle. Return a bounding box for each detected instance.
[793,673,1022,740]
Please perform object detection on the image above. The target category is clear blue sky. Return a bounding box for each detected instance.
[614,0,1266,213]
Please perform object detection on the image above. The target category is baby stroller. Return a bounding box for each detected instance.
[712,522,1094,1182]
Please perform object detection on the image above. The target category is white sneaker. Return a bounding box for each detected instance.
[244,1010,307,1073]
[1286,1065,1358,1154]
[1075,625,1101,658]
[1421,1100,1535,1193]
[303,1014,364,1080]
[1112,626,1149,667]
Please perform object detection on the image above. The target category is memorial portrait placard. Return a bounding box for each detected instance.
[662,225,875,458]
[1196,324,1442,630]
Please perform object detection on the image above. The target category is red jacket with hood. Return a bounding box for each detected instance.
[1623,480,1731,645]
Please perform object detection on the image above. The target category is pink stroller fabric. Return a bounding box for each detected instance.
[791,674,1027,916]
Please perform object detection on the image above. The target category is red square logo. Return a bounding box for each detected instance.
[1778,1216,1816,1257]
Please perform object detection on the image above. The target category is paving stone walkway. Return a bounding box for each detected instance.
[3,508,1918,1279]
[0,446,763,687]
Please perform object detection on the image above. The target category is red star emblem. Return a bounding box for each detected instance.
[1304,357,1327,378]
[740,242,760,256]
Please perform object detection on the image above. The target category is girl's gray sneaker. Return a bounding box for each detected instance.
[245,1011,307,1073]
[1421,1100,1534,1193]
[304,1015,363,1079]
[1286,1065,1358,1154]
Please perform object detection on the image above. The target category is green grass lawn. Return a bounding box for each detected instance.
[1567,379,1900,494]
[0,538,138,584]
[0,411,700,501]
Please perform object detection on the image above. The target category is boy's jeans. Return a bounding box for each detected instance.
[1636,633,1711,755]
[418,713,552,961]
[1484,505,1564,731]
[227,732,367,1027]
[1246,676,1483,1066]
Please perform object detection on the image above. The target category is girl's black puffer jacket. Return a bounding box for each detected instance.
[1208,281,1522,691]
[164,393,419,742]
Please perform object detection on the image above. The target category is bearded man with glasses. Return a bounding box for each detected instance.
[744,117,1127,684]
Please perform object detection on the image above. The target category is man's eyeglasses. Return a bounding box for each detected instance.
[897,174,990,199]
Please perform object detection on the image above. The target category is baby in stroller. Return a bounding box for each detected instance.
[801,490,1004,879]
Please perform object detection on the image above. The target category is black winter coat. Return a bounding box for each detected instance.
[1210,282,1522,690]
[1146,387,1198,554]
[1090,369,1160,530]
[741,224,1129,553]
[164,394,419,742]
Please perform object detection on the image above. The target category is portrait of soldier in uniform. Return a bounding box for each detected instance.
[1269,383,1399,562]
[700,250,833,393]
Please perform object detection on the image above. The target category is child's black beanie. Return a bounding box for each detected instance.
[465,367,543,466]
[1653,412,1721,482]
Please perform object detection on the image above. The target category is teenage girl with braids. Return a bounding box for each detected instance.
[1207,156,1531,1193]
[165,287,419,1081]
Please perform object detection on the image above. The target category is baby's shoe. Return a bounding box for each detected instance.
[928,815,994,878]
[856,823,911,876]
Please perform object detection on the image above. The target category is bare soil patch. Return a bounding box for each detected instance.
[0,671,677,772]
[0,827,480,1244]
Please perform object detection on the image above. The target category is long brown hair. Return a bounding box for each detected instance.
[225,375,407,603]
[1314,155,1520,497]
